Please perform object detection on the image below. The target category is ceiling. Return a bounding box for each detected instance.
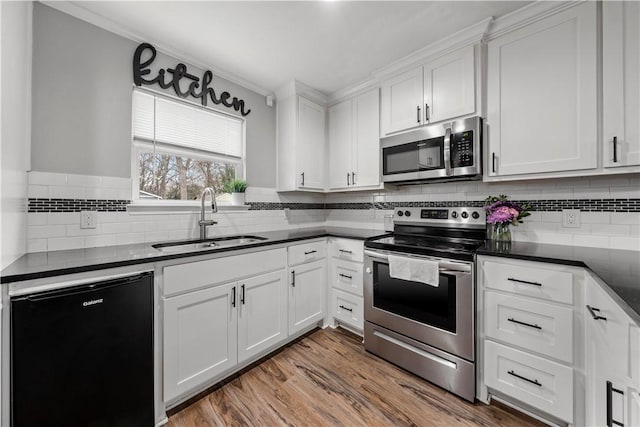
[63,1,530,96]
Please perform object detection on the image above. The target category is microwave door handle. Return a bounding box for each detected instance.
[444,127,452,176]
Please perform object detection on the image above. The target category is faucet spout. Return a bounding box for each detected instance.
[199,187,217,240]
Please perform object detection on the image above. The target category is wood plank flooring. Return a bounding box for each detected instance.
[167,328,545,427]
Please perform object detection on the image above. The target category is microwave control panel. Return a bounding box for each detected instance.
[451,131,474,167]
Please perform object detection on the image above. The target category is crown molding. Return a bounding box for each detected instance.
[40,1,273,97]
[371,16,493,81]
[327,77,379,106]
[275,80,328,106]
[484,1,583,41]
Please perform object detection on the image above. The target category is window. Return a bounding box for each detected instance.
[131,90,244,203]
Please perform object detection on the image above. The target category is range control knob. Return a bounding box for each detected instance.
[397,211,403,217]
[461,211,469,219]
[404,210,411,217]
[451,211,459,219]
[472,211,480,219]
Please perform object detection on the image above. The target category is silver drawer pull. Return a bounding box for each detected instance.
[304,250,317,255]
[338,273,352,280]
[508,277,542,287]
[339,249,353,254]
[507,318,542,330]
[508,370,542,387]
[338,305,353,312]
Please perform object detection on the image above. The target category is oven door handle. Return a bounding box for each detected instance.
[364,249,472,273]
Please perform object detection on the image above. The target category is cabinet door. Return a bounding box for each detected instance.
[237,270,288,363]
[380,67,423,135]
[585,277,631,427]
[487,3,597,176]
[424,45,475,124]
[297,96,326,190]
[603,1,640,168]
[352,88,381,188]
[288,260,326,335]
[163,283,237,402]
[328,100,353,190]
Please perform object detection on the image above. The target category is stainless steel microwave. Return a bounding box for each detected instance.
[381,116,483,184]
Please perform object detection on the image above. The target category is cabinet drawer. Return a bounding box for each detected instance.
[331,259,363,296]
[288,240,326,266]
[485,291,573,363]
[332,289,363,331]
[330,239,364,263]
[484,340,573,423]
[483,260,573,304]
[164,248,286,296]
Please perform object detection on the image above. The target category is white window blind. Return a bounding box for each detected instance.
[132,90,243,158]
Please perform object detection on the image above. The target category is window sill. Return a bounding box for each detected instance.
[127,201,250,215]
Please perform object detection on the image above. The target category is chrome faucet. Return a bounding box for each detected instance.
[199,187,217,240]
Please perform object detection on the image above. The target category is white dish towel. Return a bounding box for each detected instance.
[388,255,440,287]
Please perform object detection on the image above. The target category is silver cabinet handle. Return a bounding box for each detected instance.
[240,284,245,305]
[338,273,352,280]
[339,305,353,312]
[613,136,618,163]
[492,152,496,173]
[444,127,452,176]
[416,106,421,124]
[304,250,317,255]
[425,103,430,121]
[347,173,350,186]
[301,172,305,186]
[339,249,353,254]
[291,270,295,287]
[231,286,236,307]
[607,381,625,427]
[351,172,355,185]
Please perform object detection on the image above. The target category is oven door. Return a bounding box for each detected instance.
[363,249,474,361]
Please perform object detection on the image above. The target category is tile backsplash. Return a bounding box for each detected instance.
[26,171,640,252]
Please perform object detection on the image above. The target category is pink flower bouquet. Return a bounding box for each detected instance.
[483,195,531,225]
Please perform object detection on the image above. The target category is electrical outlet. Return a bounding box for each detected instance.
[80,211,97,229]
[562,209,581,228]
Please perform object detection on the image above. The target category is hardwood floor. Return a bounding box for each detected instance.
[166,328,545,427]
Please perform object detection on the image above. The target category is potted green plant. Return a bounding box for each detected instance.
[225,179,247,205]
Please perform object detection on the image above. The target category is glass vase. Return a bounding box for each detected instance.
[493,222,512,243]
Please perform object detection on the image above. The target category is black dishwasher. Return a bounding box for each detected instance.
[11,272,154,427]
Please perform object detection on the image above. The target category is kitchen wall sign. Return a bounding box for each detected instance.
[133,42,251,116]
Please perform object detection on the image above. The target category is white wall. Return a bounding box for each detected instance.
[1,2,31,268]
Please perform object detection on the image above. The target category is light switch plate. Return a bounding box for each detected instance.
[80,211,97,229]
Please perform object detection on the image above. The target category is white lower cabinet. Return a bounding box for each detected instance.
[478,256,581,424]
[237,270,288,363]
[163,283,238,402]
[585,273,640,427]
[484,341,573,422]
[288,259,326,335]
[328,238,364,332]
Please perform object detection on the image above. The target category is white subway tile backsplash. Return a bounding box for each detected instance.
[65,224,104,237]
[573,234,610,248]
[47,212,79,225]
[27,213,47,226]
[48,237,85,251]
[610,237,640,251]
[27,225,66,239]
[28,171,66,186]
[28,185,48,198]
[49,185,85,199]
[67,173,102,187]
[611,212,640,225]
[27,239,47,253]
[581,212,611,224]
[591,224,631,236]
[101,176,131,189]
[101,222,131,234]
[116,233,145,245]
[85,235,117,248]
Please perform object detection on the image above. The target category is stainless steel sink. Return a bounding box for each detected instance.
[152,235,267,253]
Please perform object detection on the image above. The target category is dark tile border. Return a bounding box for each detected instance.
[28,198,640,213]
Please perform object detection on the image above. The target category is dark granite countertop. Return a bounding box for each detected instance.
[1,227,385,284]
[477,241,640,323]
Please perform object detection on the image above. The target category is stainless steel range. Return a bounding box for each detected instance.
[363,206,485,402]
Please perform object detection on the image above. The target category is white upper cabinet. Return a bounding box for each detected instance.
[276,81,326,192]
[297,97,326,190]
[380,46,477,137]
[423,45,475,124]
[328,99,353,190]
[603,1,640,168]
[380,67,424,135]
[328,88,381,191]
[352,88,381,188]
[486,2,597,177]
